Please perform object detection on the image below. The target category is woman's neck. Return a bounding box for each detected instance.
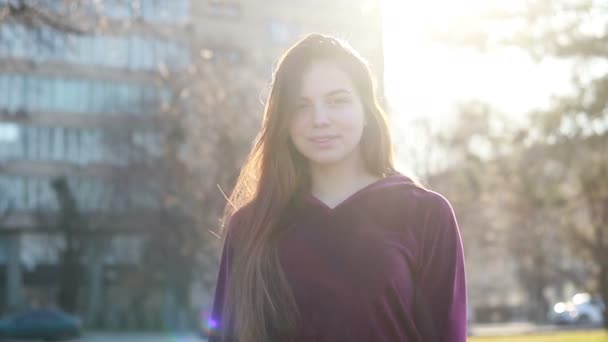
[309,157,380,208]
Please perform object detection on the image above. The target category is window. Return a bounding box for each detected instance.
[0,76,6,108]
[25,178,35,210]
[13,74,25,112]
[175,0,190,22]
[63,78,78,113]
[129,36,143,70]
[38,126,50,160]
[75,80,87,113]
[78,80,92,113]
[108,36,129,68]
[63,129,73,163]
[26,126,36,160]
[37,77,52,111]
[103,0,132,20]
[23,75,39,111]
[0,123,20,160]
[13,177,25,211]
[140,37,155,70]
[81,35,93,65]
[11,24,26,58]
[53,126,64,161]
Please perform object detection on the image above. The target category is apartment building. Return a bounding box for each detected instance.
[0,0,384,329]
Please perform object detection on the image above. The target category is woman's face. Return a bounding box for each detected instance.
[288,60,366,168]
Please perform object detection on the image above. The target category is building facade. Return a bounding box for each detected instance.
[0,0,384,330]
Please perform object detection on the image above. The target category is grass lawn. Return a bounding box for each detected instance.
[469,331,608,341]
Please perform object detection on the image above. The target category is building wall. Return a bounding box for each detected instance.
[0,0,385,329]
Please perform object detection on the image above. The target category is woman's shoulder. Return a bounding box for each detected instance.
[378,172,454,217]
[220,201,255,243]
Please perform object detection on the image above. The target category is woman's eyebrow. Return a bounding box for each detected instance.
[324,89,351,97]
[297,89,351,101]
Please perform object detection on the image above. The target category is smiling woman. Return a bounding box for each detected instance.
[208,33,467,342]
[288,60,367,173]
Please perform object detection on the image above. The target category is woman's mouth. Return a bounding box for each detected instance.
[309,135,339,147]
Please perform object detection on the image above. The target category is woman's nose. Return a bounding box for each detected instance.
[312,104,330,127]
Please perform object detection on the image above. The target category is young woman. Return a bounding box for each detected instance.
[207,33,467,342]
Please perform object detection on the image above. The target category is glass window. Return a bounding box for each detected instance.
[128,36,141,70]
[14,177,25,211]
[45,77,54,111]
[12,25,25,58]
[50,29,66,61]
[9,74,24,112]
[159,88,172,111]
[73,79,85,113]
[0,123,18,160]
[104,0,132,19]
[71,130,80,165]
[36,29,56,63]
[19,126,28,159]
[108,36,128,68]
[0,75,7,109]
[157,0,171,22]
[176,0,190,22]
[33,178,44,209]
[142,37,155,70]
[90,82,102,113]
[53,78,66,113]
[53,126,64,161]
[24,178,33,210]
[63,128,72,162]
[80,129,92,165]
[65,78,79,112]
[37,126,47,160]
[99,82,113,114]
[56,78,69,112]
[64,33,79,64]
[141,0,157,22]
[79,35,91,64]
[89,35,103,65]
[140,85,154,111]
[24,75,39,111]
[24,126,35,160]
[78,80,91,113]
[0,25,7,56]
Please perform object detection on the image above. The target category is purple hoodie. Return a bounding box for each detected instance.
[208,173,467,341]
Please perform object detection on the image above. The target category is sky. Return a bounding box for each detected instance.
[382,0,573,124]
[381,0,575,173]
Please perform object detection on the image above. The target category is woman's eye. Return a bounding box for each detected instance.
[293,103,311,113]
[295,103,310,110]
[328,97,351,105]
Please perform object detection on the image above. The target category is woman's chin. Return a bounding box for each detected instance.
[305,152,350,167]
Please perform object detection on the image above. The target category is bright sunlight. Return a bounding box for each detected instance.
[382,0,571,123]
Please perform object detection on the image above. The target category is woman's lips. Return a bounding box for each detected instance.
[309,135,339,147]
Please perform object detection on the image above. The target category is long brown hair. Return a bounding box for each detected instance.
[220,33,396,342]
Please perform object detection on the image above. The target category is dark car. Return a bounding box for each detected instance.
[0,308,82,341]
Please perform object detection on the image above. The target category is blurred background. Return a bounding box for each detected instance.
[0,0,606,341]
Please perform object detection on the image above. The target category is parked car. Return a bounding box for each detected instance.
[0,308,82,341]
[549,292,605,325]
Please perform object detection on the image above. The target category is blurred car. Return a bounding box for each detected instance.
[548,292,605,325]
[0,308,82,341]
